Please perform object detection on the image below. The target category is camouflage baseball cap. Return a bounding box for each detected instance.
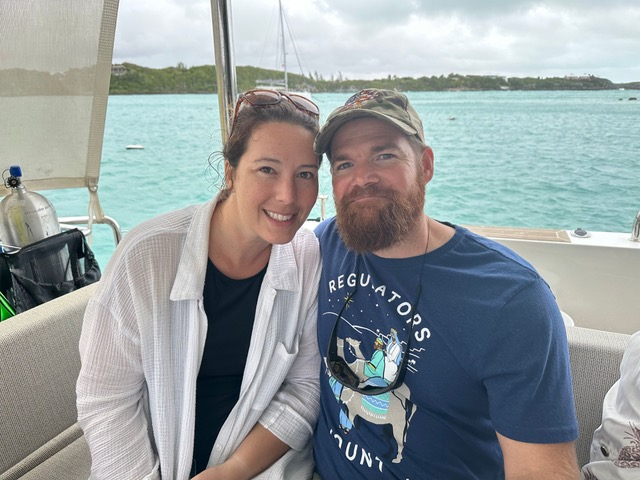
[314,88,425,156]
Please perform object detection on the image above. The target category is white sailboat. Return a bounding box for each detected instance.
[255,0,311,98]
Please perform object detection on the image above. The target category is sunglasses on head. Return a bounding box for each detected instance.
[326,259,423,396]
[231,89,319,132]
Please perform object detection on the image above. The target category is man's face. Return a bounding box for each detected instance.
[329,117,433,254]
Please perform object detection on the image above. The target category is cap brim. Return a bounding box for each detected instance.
[314,109,419,156]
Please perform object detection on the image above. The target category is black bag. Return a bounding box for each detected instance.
[0,228,101,314]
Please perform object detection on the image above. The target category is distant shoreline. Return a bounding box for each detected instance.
[108,63,640,95]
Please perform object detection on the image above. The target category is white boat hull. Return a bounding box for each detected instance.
[489,230,639,335]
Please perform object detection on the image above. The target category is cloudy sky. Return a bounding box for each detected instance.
[113,0,640,83]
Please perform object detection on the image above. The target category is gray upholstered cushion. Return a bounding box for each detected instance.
[0,425,87,480]
[17,435,91,480]
[566,326,631,468]
[0,284,96,477]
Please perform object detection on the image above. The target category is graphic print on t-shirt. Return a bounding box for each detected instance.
[322,270,429,466]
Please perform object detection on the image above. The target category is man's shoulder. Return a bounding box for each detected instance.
[314,217,343,252]
[454,225,539,275]
[314,217,337,239]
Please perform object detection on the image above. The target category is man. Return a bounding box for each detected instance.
[312,88,579,479]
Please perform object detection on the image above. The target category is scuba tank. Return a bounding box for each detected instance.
[0,165,61,247]
[0,165,69,289]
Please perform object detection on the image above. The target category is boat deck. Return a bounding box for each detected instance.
[465,226,571,243]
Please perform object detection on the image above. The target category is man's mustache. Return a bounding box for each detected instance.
[343,185,397,203]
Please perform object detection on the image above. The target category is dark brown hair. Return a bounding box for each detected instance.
[217,96,321,201]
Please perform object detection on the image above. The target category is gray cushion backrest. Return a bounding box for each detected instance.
[566,326,630,468]
[0,283,96,476]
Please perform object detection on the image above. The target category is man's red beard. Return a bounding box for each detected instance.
[335,177,425,253]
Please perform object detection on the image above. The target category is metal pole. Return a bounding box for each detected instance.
[279,0,287,91]
[211,0,237,142]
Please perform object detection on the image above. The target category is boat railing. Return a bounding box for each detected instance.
[317,194,328,221]
[59,215,123,246]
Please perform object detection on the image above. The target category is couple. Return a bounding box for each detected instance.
[76,88,580,479]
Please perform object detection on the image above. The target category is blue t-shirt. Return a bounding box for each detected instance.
[313,218,578,479]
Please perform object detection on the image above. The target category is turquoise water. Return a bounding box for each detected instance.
[43,90,640,269]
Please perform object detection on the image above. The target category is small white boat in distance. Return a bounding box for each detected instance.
[125,144,144,150]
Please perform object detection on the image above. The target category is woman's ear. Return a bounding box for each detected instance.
[224,160,234,192]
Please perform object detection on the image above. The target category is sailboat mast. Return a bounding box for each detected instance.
[279,0,288,90]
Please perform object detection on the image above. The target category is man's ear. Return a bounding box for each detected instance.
[421,146,435,183]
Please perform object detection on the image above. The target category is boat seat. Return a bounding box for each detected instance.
[561,310,575,327]
[0,284,96,480]
[16,435,90,480]
[566,325,630,468]
[0,291,630,477]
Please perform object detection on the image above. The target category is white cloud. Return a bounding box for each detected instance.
[111,0,640,83]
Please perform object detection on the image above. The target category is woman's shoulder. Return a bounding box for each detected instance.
[290,226,320,255]
[269,227,321,275]
[127,204,200,239]
[102,204,202,275]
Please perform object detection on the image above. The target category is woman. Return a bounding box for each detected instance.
[76,89,322,480]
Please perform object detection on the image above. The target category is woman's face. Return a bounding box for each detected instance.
[227,121,319,246]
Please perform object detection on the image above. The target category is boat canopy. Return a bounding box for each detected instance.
[0,0,121,243]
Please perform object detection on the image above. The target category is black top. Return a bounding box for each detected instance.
[191,259,267,475]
